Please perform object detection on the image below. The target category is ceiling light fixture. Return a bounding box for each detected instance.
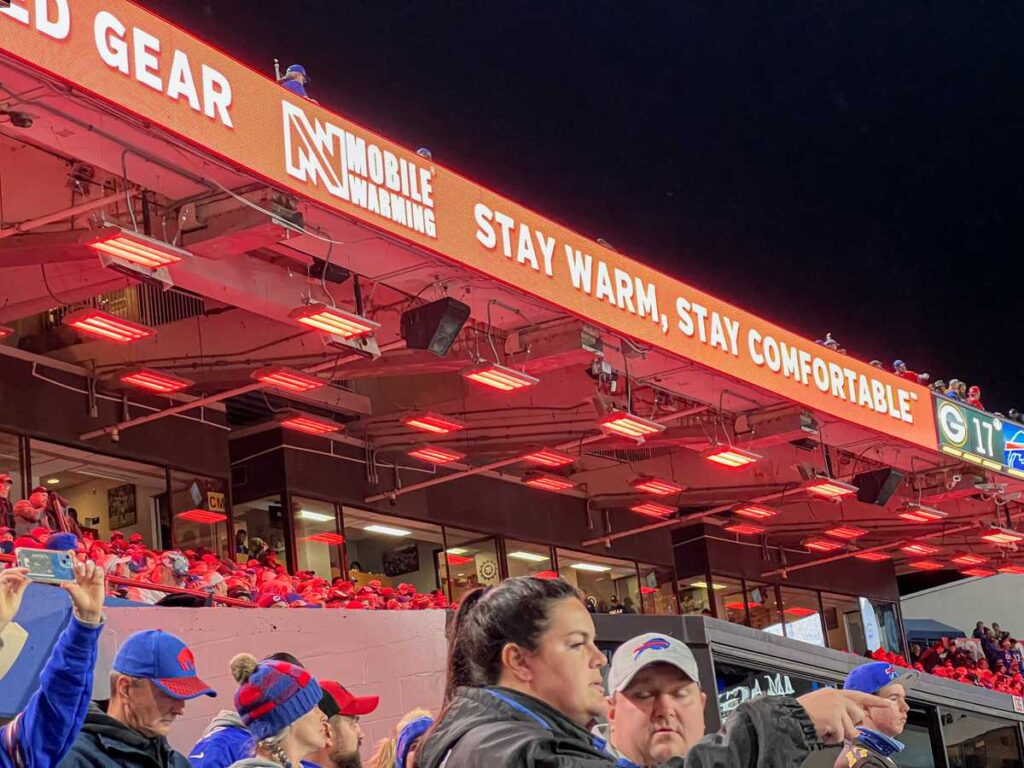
[364,524,411,537]
[950,552,988,566]
[689,581,729,590]
[252,366,325,393]
[630,501,676,517]
[854,551,892,562]
[297,509,334,523]
[0,326,13,339]
[63,309,155,343]
[981,526,1024,545]
[280,413,341,435]
[961,567,997,578]
[289,303,379,338]
[462,362,539,392]
[401,412,465,434]
[599,411,665,441]
[702,444,762,468]
[630,476,685,495]
[901,542,939,556]
[446,548,469,555]
[907,560,944,571]
[997,564,1024,575]
[176,509,227,524]
[408,446,465,465]
[521,448,576,468]
[522,472,575,492]
[87,227,189,268]
[823,525,869,540]
[803,537,843,553]
[119,368,193,394]
[570,562,611,573]
[734,504,778,520]
[897,503,948,523]
[508,551,549,562]
[803,476,858,498]
[725,522,766,536]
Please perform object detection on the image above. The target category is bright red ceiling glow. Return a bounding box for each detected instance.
[961,567,997,578]
[725,522,766,536]
[640,586,658,594]
[804,477,858,498]
[803,537,843,552]
[534,570,559,579]
[981,527,1024,545]
[523,473,575,492]
[897,504,947,523]
[289,303,379,338]
[63,309,154,343]
[253,366,325,393]
[854,551,892,562]
[630,501,676,517]
[176,509,227,524]
[907,560,944,571]
[521,448,576,468]
[725,601,760,611]
[784,606,818,617]
[0,326,13,339]
[119,368,193,394]
[88,229,188,268]
[446,554,474,566]
[302,532,345,545]
[402,412,465,434]
[997,564,1024,575]
[408,446,465,465]
[599,411,664,440]
[703,445,762,468]
[950,552,988,566]
[902,542,940,556]
[823,525,869,540]
[280,414,340,435]
[734,504,778,520]
[630,476,685,495]
[462,363,539,391]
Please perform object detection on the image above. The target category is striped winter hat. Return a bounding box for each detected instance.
[231,653,322,741]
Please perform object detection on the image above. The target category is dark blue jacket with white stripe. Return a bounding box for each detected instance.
[1,616,102,768]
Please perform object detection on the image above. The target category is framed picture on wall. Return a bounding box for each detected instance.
[107,484,137,530]
[382,542,419,577]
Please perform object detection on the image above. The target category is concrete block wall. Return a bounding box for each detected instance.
[104,608,448,760]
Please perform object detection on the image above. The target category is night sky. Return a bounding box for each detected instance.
[139,1,1024,412]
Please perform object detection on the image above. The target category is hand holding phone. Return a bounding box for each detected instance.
[15,548,76,583]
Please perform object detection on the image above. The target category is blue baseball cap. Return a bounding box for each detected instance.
[113,630,217,700]
[843,661,919,695]
[285,64,308,80]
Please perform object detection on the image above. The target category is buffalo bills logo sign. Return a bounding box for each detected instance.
[177,647,196,673]
[633,637,671,660]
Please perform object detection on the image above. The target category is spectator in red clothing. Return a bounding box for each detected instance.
[967,385,984,410]
[893,360,929,385]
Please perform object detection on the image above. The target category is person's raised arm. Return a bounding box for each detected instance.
[0,567,30,638]
[1,560,105,768]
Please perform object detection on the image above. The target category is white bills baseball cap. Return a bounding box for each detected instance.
[607,632,701,694]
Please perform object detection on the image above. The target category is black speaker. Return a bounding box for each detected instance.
[854,468,905,505]
[401,297,470,357]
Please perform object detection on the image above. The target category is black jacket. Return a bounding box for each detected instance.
[416,686,819,768]
[57,704,192,768]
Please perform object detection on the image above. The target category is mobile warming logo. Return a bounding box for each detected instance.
[282,101,437,238]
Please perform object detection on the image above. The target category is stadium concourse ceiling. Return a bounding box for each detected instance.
[0,26,1021,579]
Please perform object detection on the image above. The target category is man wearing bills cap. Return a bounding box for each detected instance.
[61,629,216,767]
[596,632,708,766]
[834,661,919,768]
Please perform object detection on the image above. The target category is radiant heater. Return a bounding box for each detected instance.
[901,542,939,556]
[630,501,676,517]
[823,525,869,540]
[252,366,325,393]
[462,363,539,392]
[289,303,379,338]
[981,526,1024,545]
[897,503,948,523]
[733,504,778,520]
[724,522,766,536]
[950,552,987,566]
[401,412,465,434]
[802,537,843,553]
[907,560,944,571]
[702,444,762,468]
[599,411,664,440]
[0,326,13,339]
[63,309,154,343]
[803,477,858,498]
[854,551,891,561]
[521,448,576,468]
[280,413,341,435]
[408,446,465,465]
[630,476,685,495]
[522,472,575,492]
[88,227,189,268]
[120,368,193,394]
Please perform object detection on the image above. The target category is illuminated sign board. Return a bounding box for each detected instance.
[0,0,936,448]
[935,397,1024,480]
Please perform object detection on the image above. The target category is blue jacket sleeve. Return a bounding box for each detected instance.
[188,727,254,768]
[0,616,102,768]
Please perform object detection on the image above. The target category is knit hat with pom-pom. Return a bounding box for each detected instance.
[230,653,322,741]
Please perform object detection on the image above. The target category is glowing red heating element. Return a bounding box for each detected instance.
[0,326,13,339]
[253,366,325,393]
[176,509,227,524]
[734,504,778,520]
[823,525,869,540]
[522,448,576,468]
[289,303,379,338]
[120,368,193,394]
[703,445,761,468]
[981,527,1024,545]
[897,503,947,523]
[599,411,665,440]
[804,477,858,498]
[630,476,685,495]
[523,472,575,492]
[302,532,345,545]
[446,554,473,566]
[961,567,997,578]
[950,552,988,566]
[854,551,892,562]
[280,414,340,435]
[402,412,465,434]
[803,537,843,553]
[408,446,465,465]
[997,564,1024,574]
[631,501,676,518]
[784,606,818,618]
[901,542,939,556]
[640,586,659,594]
[462,363,539,392]
[63,309,154,343]
[725,601,760,611]
[88,228,188,268]
[725,522,766,536]
[907,560,944,571]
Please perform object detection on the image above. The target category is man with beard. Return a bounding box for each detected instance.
[308,681,379,768]
[834,661,918,768]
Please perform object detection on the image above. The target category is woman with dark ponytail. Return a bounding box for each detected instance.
[416,576,891,768]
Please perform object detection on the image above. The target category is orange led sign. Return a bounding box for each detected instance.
[0,0,936,448]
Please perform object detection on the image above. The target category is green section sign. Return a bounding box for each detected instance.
[934,396,1012,474]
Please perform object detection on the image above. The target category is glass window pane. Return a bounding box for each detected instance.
[713,576,749,625]
[677,575,718,616]
[169,471,229,558]
[865,598,904,656]
[743,582,781,632]
[505,539,555,579]
[821,593,863,654]
[0,432,21,534]
[442,528,498,604]
[342,507,442,595]
[292,496,342,580]
[556,549,638,614]
[942,707,1023,768]
[30,439,167,547]
[638,564,678,615]
[777,587,825,647]
[234,494,289,570]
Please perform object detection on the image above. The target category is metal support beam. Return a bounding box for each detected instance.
[0,191,126,239]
